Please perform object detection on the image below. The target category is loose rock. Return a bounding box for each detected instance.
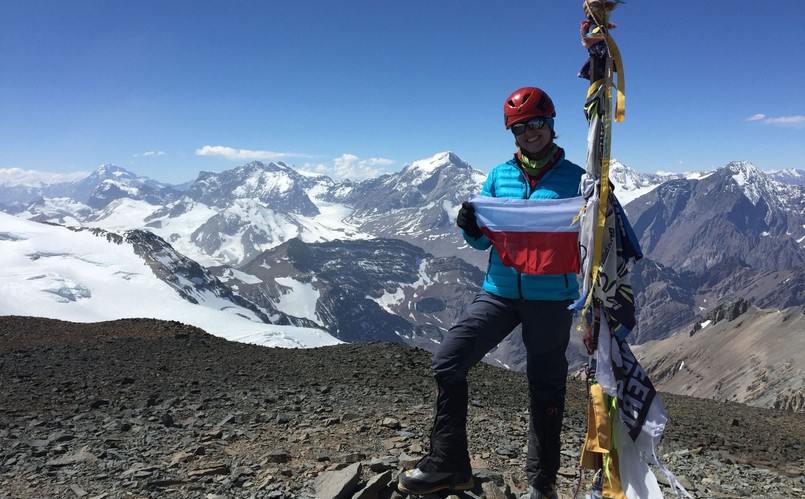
[1,317,803,498]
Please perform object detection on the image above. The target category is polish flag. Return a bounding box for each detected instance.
[470,194,584,275]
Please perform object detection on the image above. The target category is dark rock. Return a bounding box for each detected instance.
[353,470,393,499]
[313,462,361,499]
[46,450,96,467]
[47,431,74,443]
[188,464,230,478]
[68,484,88,497]
[266,451,291,464]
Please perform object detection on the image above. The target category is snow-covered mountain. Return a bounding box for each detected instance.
[8,156,805,309]
[626,161,805,273]
[13,155,801,271]
[186,161,322,214]
[220,237,484,347]
[207,235,574,372]
[4,154,805,396]
[74,163,373,267]
[78,164,182,209]
[768,168,805,187]
[331,151,488,267]
[609,159,680,206]
[0,168,86,213]
[0,164,181,212]
[0,212,339,349]
[17,154,483,268]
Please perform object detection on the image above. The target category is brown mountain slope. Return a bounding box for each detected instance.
[633,305,805,413]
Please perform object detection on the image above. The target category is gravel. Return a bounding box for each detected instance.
[1,316,803,498]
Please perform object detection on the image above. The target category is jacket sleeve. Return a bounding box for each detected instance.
[462,230,491,249]
[461,169,494,249]
[480,168,496,197]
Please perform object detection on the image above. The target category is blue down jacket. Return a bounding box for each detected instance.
[463,153,584,301]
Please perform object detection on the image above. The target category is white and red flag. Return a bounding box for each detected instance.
[470,194,584,275]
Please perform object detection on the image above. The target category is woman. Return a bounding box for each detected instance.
[398,86,584,499]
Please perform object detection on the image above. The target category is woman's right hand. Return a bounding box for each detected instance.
[456,201,482,239]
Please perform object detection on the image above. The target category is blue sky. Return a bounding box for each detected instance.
[1,0,803,184]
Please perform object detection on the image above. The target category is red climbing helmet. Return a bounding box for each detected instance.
[503,87,556,128]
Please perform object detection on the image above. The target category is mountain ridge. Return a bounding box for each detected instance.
[2,154,803,413]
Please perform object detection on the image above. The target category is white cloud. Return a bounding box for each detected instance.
[301,153,395,181]
[196,145,313,161]
[0,167,89,186]
[765,115,805,126]
[133,150,166,158]
[746,114,805,128]
[197,146,395,181]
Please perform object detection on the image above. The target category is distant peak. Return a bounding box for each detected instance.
[721,161,780,205]
[96,163,123,173]
[407,151,469,174]
[723,161,769,185]
[439,151,457,162]
[774,168,802,177]
[241,160,289,172]
[94,164,133,179]
[440,151,469,166]
[725,161,762,174]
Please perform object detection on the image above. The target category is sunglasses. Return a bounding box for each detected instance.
[511,117,549,136]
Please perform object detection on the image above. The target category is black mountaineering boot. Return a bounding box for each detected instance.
[398,467,474,495]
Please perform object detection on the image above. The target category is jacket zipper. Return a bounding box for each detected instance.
[513,164,570,297]
[518,167,528,299]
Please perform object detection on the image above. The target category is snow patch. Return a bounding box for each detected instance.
[371,287,406,314]
[409,152,452,175]
[27,273,92,302]
[273,277,321,325]
[366,260,432,313]
[218,268,263,285]
[0,212,340,349]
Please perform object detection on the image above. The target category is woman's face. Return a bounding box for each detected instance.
[515,124,552,157]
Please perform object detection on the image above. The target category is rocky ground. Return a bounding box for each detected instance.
[0,316,803,499]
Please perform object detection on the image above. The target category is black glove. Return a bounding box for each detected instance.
[456,201,482,239]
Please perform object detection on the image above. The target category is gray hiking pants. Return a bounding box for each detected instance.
[421,290,572,490]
